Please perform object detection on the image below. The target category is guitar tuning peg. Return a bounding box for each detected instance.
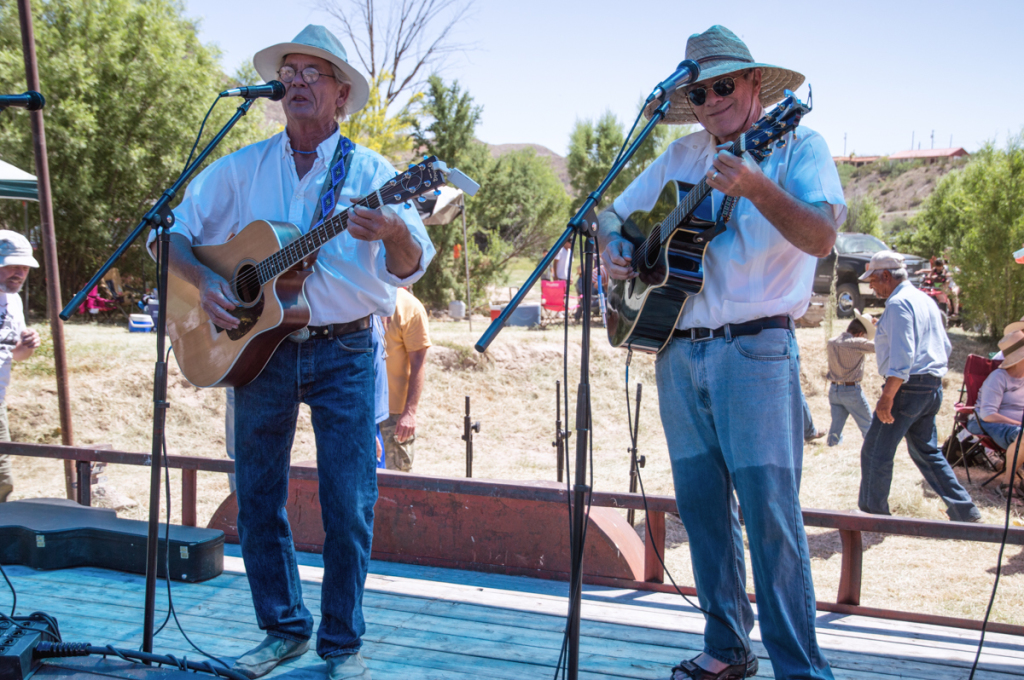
[776,140,787,149]
[408,164,416,169]
[423,155,429,160]
[433,189,441,196]
[417,196,426,203]
[403,203,411,209]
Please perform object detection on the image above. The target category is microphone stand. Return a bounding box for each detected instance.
[59,97,256,653]
[475,96,673,679]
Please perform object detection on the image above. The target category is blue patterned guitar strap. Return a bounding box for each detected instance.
[307,134,356,245]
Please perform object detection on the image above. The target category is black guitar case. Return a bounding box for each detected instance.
[0,499,223,582]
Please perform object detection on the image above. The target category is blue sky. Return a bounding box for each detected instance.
[184,0,1023,158]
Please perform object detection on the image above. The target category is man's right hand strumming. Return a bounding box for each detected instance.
[165,232,241,329]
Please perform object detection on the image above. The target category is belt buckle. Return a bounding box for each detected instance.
[288,327,310,343]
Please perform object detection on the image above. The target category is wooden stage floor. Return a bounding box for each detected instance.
[6,544,1023,679]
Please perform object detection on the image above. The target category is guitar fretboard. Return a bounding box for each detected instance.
[256,191,385,284]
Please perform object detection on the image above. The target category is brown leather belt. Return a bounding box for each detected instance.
[831,381,859,386]
[289,316,371,343]
[672,315,791,341]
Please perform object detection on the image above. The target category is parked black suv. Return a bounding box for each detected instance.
[813,233,927,317]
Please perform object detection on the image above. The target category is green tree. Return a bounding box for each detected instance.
[411,75,481,168]
[842,196,883,237]
[566,108,692,212]
[340,71,422,164]
[914,134,1024,335]
[0,0,267,311]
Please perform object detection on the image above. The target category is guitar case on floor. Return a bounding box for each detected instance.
[0,498,223,582]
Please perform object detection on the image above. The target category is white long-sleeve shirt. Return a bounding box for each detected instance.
[151,129,435,326]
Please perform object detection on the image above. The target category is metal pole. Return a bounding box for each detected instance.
[17,0,75,499]
[553,381,564,483]
[462,396,479,478]
[461,197,471,332]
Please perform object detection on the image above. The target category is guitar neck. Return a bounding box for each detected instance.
[257,190,386,282]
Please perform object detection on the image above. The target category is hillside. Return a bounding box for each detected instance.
[840,160,964,224]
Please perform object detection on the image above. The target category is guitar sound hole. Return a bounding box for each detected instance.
[234,264,261,304]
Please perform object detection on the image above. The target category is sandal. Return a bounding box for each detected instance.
[670,655,758,680]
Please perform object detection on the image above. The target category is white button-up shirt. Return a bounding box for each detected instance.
[612,125,846,329]
[153,129,435,326]
[875,280,951,380]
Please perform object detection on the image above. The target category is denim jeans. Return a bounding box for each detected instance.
[801,391,817,439]
[966,417,1021,451]
[859,374,980,522]
[233,328,377,658]
[655,327,833,680]
[827,383,872,446]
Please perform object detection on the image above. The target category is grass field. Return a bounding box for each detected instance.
[5,313,1023,626]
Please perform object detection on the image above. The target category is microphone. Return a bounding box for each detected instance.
[0,91,45,111]
[219,81,286,101]
[645,60,701,103]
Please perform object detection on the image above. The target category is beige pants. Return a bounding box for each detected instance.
[0,402,11,502]
[380,413,415,472]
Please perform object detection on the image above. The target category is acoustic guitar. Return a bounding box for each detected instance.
[605,92,812,353]
[166,156,478,388]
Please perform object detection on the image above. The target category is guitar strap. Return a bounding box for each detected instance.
[304,134,356,266]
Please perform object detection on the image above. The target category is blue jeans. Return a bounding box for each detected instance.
[801,391,817,439]
[655,328,833,680]
[827,383,872,446]
[234,328,377,658]
[966,417,1021,451]
[859,375,980,522]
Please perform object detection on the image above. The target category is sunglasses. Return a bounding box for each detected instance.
[686,77,737,107]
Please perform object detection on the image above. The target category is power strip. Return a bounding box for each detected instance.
[0,618,55,680]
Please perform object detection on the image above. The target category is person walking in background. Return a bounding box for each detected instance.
[825,311,876,446]
[858,251,981,522]
[382,287,431,472]
[550,241,571,281]
[0,231,40,502]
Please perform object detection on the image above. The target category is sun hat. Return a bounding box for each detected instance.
[1003,317,1024,336]
[997,328,1024,370]
[644,25,805,125]
[253,24,370,116]
[858,251,906,281]
[0,230,38,268]
[854,310,876,341]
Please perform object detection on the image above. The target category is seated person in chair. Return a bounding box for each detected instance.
[969,323,1024,494]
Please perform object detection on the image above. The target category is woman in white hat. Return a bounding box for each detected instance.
[968,322,1024,495]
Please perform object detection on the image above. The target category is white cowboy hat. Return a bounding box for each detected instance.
[854,310,876,341]
[253,24,370,116]
[644,25,805,125]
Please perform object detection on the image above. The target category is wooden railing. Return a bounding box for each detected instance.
[2,441,1022,636]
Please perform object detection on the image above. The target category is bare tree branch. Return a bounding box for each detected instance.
[314,0,475,110]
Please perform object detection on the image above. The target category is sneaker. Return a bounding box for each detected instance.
[327,652,371,680]
[232,635,310,679]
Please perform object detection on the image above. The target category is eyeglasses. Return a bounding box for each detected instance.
[278,66,336,85]
[686,76,737,107]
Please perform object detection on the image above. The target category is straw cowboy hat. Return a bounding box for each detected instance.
[998,328,1024,370]
[645,25,804,125]
[253,24,370,116]
[854,310,876,341]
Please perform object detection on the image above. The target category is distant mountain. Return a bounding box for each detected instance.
[487,143,571,194]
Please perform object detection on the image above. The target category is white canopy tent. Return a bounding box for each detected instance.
[0,158,38,202]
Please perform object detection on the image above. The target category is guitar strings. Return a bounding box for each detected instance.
[629,176,709,272]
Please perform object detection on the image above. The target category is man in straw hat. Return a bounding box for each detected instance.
[968,321,1024,496]
[858,251,981,523]
[155,25,434,680]
[0,230,40,504]
[600,25,844,680]
[824,310,876,447]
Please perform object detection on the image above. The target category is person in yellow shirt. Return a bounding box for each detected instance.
[382,288,431,471]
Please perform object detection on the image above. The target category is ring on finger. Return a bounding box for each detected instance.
[711,170,720,180]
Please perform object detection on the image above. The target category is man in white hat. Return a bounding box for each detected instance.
[823,311,876,446]
[968,322,1024,496]
[0,230,40,503]
[154,25,434,680]
[858,251,981,523]
[600,25,843,680]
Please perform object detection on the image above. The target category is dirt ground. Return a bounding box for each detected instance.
[5,316,1022,626]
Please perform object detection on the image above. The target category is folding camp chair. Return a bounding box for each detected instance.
[541,279,578,326]
[942,353,1005,484]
